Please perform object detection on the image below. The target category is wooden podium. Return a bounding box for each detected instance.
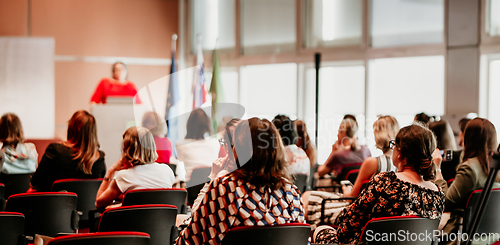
[92,99,147,171]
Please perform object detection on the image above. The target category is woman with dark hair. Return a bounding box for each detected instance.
[296,120,317,166]
[314,124,445,244]
[175,118,305,245]
[435,118,500,243]
[273,115,310,176]
[95,126,175,209]
[429,119,457,151]
[30,110,106,191]
[90,62,141,104]
[176,108,219,182]
[0,113,38,174]
[317,118,371,177]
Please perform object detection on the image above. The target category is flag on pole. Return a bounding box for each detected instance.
[166,50,179,156]
[209,48,224,131]
[192,43,208,109]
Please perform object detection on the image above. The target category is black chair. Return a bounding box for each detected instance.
[122,188,187,214]
[186,166,212,204]
[98,204,178,245]
[314,162,363,191]
[292,174,308,194]
[51,178,103,227]
[47,231,151,245]
[167,163,177,176]
[359,216,440,244]
[0,183,5,211]
[0,172,33,199]
[345,169,360,184]
[5,192,79,237]
[221,223,311,245]
[461,188,500,237]
[0,212,28,245]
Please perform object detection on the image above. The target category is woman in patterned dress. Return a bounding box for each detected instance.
[175,118,306,245]
[314,124,445,244]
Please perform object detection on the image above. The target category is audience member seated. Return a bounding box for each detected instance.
[176,108,219,183]
[458,117,470,148]
[295,120,317,166]
[429,119,457,151]
[435,118,500,243]
[313,124,445,244]
[273,115,310,176]
[141,111,173,164]
[317,118,371,178]
[190,118,241,213]
[414,112,432,126]
[302,116,399,229]
[0,113,38,174]
[175,118,305,245]
[95,126,175,209]
[30,110,106,191]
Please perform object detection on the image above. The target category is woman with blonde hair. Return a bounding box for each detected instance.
[141,111,173,164]
[31,110,105,191]
[0,113,38,174]
[95,126,175,209]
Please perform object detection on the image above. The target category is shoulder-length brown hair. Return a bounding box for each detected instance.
[185,108,212,140]
[231,118,290,190]
[296,120,317,165]
[122,126,158,166]
[462,118,498,176]
[65,110,101,174]
[0,113,25,147]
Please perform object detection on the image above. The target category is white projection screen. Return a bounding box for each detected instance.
[0,37,55,139]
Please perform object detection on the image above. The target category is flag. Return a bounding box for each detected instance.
[209,48,224,131]
[166,51,179,156]
[192,43,208,109]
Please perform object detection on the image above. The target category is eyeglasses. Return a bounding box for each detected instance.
[389,140,396,150]
[218,138,226,146]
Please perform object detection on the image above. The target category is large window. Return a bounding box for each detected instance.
[240,63,297,119]
[191,0,235,53]
[367,56,445,128]
[205,70,239,104]
[487,0,500,37]
[370,0,444,47]
[305,64,366,164]
[240,0,296,54]
[303,0,362,48]
[487,59,500,140]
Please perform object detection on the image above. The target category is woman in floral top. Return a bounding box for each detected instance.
[314,124,445,244]
[175,118,305,245]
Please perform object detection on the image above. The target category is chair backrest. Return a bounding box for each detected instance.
[5,192,78,237]
[122,188,187,213]
[360,216,440,245]
[0,212,26,245]
[463,188,500,235]
[292,174,308,194]
[98,204,178,245]
[51,178,103,224]
[221,223,311,245]
[0,173,33,198]
[47,231,150,245]
[337,163,363,181]
[345,169,360,184]
[186,166,212,204]
[0,183,5,211]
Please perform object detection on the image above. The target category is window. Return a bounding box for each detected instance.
[366,56,445,129]
[370,0,444,48]
[487,59,500,140]
[487,0,500,36]
[240,63,297,119]
[305,64,366,164]
[241,0,296,54]
[303,0,362,48]
[191,0,235,53]
[205,70,239,104]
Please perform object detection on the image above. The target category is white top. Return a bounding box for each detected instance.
[176,138,220,182]
[285,144,310,176]
[1,142,38,174]
[114,162,175,193]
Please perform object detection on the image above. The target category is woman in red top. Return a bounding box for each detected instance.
[90,62,141,104]
[141,111,173,164]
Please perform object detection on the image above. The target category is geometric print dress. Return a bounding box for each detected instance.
[175,174,306,245]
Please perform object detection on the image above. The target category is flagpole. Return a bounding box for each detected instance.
[172,34,178,52]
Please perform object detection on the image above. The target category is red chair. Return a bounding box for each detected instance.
[0,172,33,199]
[0,212,27,245]
[345,169,360,184]
[98,204,178,245]
[47,231,150,245]
[359,215,440,244]
[0,183,5,211]
[5,192,79,237]
[221,223,311,245]
[51,178,103,227]
[122,188,187,213]
[462,188,500,237]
